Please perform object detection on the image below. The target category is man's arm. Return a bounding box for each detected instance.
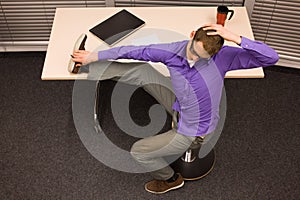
[72,43,178,67]
[203,24,279,70]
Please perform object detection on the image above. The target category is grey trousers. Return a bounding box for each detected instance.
[88,61,195,180]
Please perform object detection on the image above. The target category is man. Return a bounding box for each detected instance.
[72,24,279,194]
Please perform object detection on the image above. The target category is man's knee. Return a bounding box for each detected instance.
[130,139,151,161]
[130,144,143,162]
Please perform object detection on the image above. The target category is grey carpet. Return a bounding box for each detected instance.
[0,52,299,200]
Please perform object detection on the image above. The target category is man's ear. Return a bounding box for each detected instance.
[190,31,196,39]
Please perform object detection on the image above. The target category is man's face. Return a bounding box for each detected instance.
[188,39,211,61]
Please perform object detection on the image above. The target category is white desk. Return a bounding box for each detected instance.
[41,7,264,80]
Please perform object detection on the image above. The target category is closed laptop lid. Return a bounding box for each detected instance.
[89,9,145,46]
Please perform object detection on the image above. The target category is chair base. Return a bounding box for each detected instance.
[171,149,216,181]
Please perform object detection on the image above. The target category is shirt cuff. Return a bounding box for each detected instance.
[240,36,253,49]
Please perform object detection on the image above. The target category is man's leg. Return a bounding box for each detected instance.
[88,61,175,115]
[130,129,195,194]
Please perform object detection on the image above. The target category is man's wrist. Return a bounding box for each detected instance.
[234,35,242,45]
[91,52,99,63]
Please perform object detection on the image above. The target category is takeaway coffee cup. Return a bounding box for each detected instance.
[217,6,234,26]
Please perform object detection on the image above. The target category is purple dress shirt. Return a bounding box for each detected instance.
[97,37,279,136]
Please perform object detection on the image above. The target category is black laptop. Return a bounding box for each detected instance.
[89,9,145,46]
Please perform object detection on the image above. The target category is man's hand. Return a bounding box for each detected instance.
[203,24,242,45]
[72,50,98,67]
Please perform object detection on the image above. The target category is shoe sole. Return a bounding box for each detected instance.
[68,33,87,74]
[144,181,184,194]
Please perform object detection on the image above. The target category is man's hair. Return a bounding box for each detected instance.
[193,26,224,56]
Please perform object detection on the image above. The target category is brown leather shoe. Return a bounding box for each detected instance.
[145,173,184,194]
[68,33,87,74]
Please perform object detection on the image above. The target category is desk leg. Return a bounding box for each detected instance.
[94,80,101,133]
